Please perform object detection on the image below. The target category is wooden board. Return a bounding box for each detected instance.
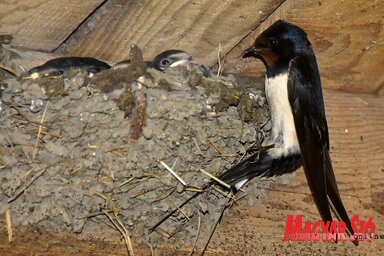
[206,90,384,255]
[0,0,105,51]
[56,0,283,64]
[224,0,384,94]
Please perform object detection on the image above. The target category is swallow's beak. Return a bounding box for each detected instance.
[242,38,277,66]
[169,58,190,68]
[22,72,39,80]
[242,46,259,58]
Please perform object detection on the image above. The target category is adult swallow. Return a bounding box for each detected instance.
[24,57,111,79]
[220,19,356,243]
[150,21,358,245]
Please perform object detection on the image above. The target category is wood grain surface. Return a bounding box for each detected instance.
[0,0,104,51]
[225,0,384,94]
[56,0,283,64]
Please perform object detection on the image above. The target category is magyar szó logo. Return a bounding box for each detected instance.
[284,215,376,243]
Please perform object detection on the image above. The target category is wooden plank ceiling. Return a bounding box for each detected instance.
[0,0,104,51]
[226,0,384,94]
[0,0,383,93]
[55,0,284,64]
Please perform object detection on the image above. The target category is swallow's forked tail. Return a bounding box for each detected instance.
[218,147,302,190]
[149,146,302,233]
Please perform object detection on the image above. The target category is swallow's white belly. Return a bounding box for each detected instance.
[265,73,300,155]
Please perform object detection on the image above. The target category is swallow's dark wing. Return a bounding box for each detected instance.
[287,56,356,243]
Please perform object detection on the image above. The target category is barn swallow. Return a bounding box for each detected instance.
[150,20,357,245]
[23,57,111,79]
[113,50,189,70]
[152,49,211,77]
[114,49,211,77]
[152,49,192,70]
[228,19,356,243]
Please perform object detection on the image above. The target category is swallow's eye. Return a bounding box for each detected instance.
[49,70,64,76]
[269,37,279,48]
[161,59,171,66]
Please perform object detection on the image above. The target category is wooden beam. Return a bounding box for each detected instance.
[225,0,384,94]
[56,0,284,64]
[0,0,105,51]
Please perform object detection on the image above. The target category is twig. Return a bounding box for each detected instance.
[199,169,231,189]
[119,177,135,187]
[24,129,61,138]
[70,164,83,174]
[151,187,176,203]
[169,196,190,221]
[193,138,201,152]
[88,216,117,231]
[31,101,49,162]
[160,160,187,186]
[6,209,12,242]
[154,228,171,238]
[148,192,202,234]
[171,157,179,169]
[21,166,36,179]
[103,210,134,256]
[149,243,156,256]
[104,161,115,181]
[217,43,223,77]
[8,167,48,203]
[211,185,235,199]
[185,187,204,193]
[189,212,201,256]
[207,139,223,155]
[114,213,135,255]
[93,191,120,214]
[201,198,233,255]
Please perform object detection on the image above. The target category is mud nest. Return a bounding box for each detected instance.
[0,53,273,251]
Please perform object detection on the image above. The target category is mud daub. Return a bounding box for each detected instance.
[0,60,271,249]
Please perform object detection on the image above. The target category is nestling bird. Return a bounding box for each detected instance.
[114,49,189,69]
[24,57,111,79]
[152,49,211,77]
[150,20,357,245]
[115,49,211,77]
[152,49,192,70]
[114,49,192,70]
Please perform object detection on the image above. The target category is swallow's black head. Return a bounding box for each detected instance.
[243,20,313,68]
[25,57,111,79]
[152,50,192,71]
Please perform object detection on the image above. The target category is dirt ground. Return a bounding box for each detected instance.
[0,43,279,255]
